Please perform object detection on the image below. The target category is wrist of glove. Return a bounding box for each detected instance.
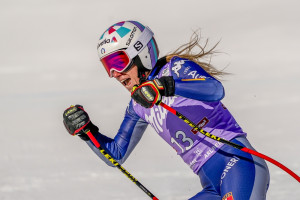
[63,105,99,141]
[131,76,175,108]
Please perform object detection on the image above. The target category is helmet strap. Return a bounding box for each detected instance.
[133,56,149,84]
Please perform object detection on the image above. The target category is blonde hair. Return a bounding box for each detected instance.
[166,31,228,79]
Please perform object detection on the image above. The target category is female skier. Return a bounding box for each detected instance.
[63,20,270,199]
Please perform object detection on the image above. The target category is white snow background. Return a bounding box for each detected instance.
[1,0,299,199]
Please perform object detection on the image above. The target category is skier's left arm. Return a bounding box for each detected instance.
[85,102,147,165]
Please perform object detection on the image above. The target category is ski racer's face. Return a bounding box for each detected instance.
[112,64,140,92]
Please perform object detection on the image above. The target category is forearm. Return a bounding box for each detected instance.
[85,103,148,166]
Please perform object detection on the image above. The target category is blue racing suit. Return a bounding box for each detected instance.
[86,56,270,199]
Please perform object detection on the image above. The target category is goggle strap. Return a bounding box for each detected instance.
[126,26,154,60]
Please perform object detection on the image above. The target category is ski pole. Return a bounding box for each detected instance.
[84,129,159,200]
[158,102,300,183]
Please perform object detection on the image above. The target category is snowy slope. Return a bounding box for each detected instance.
[1,0,299,199]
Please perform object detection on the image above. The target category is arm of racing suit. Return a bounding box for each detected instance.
[170,57,224,102]
[86,100,148,167]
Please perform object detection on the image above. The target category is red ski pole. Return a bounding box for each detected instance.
[159,102,300,183]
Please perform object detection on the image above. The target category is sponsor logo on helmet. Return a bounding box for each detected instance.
[134,41,143,51]
[100,48,105,54]
[126,27,137,46]
[97,38,110,49]
[222,192,234,200]
[97,37,118,49]
[111,36,117,43]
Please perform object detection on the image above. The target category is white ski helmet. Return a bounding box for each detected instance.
[97,21,159,77]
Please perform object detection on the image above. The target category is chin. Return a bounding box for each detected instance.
[126,87,132,92]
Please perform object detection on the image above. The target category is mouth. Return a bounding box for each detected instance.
[121,78,131,87]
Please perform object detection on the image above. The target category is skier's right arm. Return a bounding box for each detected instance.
[63,102,148,167]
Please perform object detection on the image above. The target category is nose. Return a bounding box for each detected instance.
[112,70,122,78]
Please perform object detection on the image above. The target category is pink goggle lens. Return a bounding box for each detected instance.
[101,51,131,77]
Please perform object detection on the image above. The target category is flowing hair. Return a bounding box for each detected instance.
[165,31,228,80]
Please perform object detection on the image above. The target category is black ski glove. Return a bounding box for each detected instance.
[63,105,99,141]
[131,76,175,108]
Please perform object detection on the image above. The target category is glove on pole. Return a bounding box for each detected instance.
[159,102,300,183]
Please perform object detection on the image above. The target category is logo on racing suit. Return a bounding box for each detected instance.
[162,67,170,76]
[187,70,206,79]
[220,156,240,185]
[171,59,207,79]
[204,141,222,159]
[222,192,234,200]
[190,117,209,134]
[145,96,176,133]
[172,60,184,77]
[183,66,191,74]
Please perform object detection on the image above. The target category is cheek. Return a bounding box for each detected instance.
[128,68,139,84]
[133,76,140,85]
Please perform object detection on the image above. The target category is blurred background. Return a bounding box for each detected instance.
[1,0,299,199]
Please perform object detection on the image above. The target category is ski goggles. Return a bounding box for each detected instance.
[101,50,133,77]
[100,26,154,77]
